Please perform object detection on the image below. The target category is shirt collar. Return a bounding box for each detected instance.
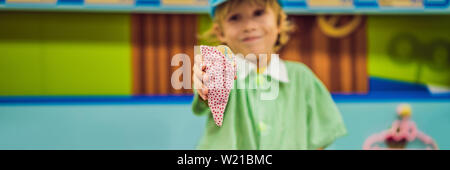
[236,54,289,83]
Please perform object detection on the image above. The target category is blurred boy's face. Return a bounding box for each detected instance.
[218,2,280,59]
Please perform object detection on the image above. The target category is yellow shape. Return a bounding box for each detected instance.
[258,122,267,132]
[379,0,423,7]
[256,74,267,87]
[317,15,362,38]
[216,45,234,59]
[308,0,353,7]
[257,66,266,74]
[397,104,412,118]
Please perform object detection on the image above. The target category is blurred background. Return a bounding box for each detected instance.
[0,0,449,149]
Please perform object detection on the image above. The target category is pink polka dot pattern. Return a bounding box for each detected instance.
[200,45,236,127]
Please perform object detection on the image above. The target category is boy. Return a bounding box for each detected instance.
[192,0,347,149]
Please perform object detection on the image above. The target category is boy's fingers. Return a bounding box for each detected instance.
[194,53,207,74]
[193,64,203,80]
[195,54,206,71]
[194,54,202,65]
[194,64,209,86]
[197,89,206,100]
[202,73,209,83]
[198,90,206,100]
[202,88,208,97]
[194,65,208,84]
[193,78,207,100]
[193,75,203,90]
[193,75,208,99]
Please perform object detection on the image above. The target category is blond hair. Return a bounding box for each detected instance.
[199,0,295,52]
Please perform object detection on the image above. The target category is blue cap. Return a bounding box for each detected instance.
[209,0,227,18]
[209,0,282,18]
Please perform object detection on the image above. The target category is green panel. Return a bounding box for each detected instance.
[197,14,220,46]
[0,13,43,95]
[40,13,132,95]
[0,12,132,95]
[368,16,450,87]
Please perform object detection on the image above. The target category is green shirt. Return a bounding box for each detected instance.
[192,56,347,150]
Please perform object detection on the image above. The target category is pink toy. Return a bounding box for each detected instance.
[199,45,236,127]
[363,104,438,150]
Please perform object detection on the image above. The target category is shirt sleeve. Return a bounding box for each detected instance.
[305,69,347,150]
[192,90,211,116]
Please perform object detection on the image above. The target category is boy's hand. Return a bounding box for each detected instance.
[193,53,209,101]
[193,45,237,101]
